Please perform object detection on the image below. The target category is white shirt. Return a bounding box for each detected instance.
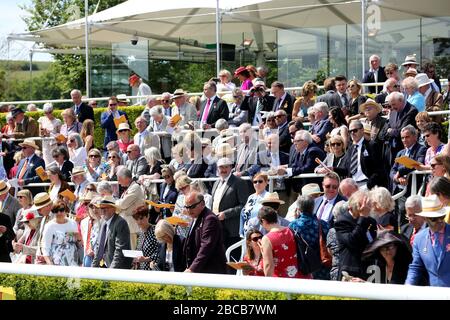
[352,137,369,183]
[136,83,152,105]
[369,68,379,83]
[70,146,87,168]
[212,174,231,214]
[316,195,338,223]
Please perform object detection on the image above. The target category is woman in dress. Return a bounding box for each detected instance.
[328,107,349,149]
[67,133,87,168]
[369,186,398,232]
[242,228,264,276]
[154,165,178,220]
[80,119,95,152]
[1,112,15,136]
[132,206,160,270]
[50,147,74,181]
[42,201,81,266]
[415,112,432,146]
[80,195,101,267]
[403,77,425,112]
[259,206,305,278]
[416,122,445,169]
[172,175,193,237]
[239,173,268,237]
[38,103,62,166]
[292,81,317,122]
[47,166,71,202]
[104,150,121,182]
[169,143,190,173]
[152,219,185,272]
[60,108,82,141]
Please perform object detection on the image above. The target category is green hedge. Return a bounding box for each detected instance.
[0,274,349,300]
[0,106,145,149]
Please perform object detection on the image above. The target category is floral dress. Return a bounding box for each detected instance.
[42,219,80,266]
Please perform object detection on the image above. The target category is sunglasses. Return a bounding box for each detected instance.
[21,146,29,149]
[89,155,100,158]
[424,134,432,138]
[109,103,118,107]
[331,143,342,147]
[429,217,443,222]
[184,200,202,210]
[118,130,129,133]
[349,128,361,134]
[250,235,263,242]
[86,188,96,191]
[349,85,357,88]
[430,163,441,168]
[108,156,117,159]
[52,208,66,214]
[126,150,133,154]
[162,100,170,103]
[324,184,339,189]
[162,175,171,179]
[253,180,264,184]
[69,139,75,142]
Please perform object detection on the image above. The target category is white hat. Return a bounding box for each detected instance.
[260,192,285,205]
[402,54,420,66]
[117,94,130,103]
[217,157,233,167]
[415,73,434,88]
[301,183,323,196]
[416,195,447,218]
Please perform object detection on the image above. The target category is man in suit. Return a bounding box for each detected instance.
[133,116,160,154]
[271,81,294,120]
[401,195,427,247]
[100,96,129,147]
[126,144,149,181]
[32,192,54,264]
[390,125,427,225]
[0,211,15,262]
[148,105,171,163]
[92,196,132,269]
[278,130,326,193]
[115,167,145,250]
[335,120,386,190]
[212,157,249,264]
[375,77,401,106]
[0,180,21,226]
[362,55,387,94]
[183,191,227,274]
[274,109,292,153]
[383,92,418,165]
[171,89,198,126]
[16,139,46,195]
[310,102,333,150]
[406,195,450,287]
[416,73,444,115]
[10,106,40,149]
[240,81,275,126]
[316,77,341,108]
[314,172,347,227]
[234,123,264,178]
[198,81,229,128]
[334,75,350,108]
[71,89,94,123]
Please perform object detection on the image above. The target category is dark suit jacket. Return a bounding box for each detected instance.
[278,122,292,154]
[347,95,368,116]
[335,139,387,189]
[92,214,132,269]
[311,118,333,150]
[159,182,178,218]
[240,94,275,124]
[60,160,74,181]
[16,153,46,195]
[0,212,15,262]
[156,234,185,272]
[390,143,427,194]
[100,110,129,147]
[73,102,94,124]
[1,141,14,175]
[211,175,249,240]
[183,207,227,274]
[316,90,342,108]
[186,158,209,179]
[362,66,388,94]
[273,92,294,120]
[313,194,347,226]
[290,145,326,192]
[198,96,229,125]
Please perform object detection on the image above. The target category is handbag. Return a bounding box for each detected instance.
[291,228,321,275]
[318,220,332,268]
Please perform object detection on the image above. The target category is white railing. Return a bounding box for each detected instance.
[0,263,449,300]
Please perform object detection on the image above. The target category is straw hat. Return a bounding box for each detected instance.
[417,195,447,218]
[404,68,418,78]
[359,98,382,114]
[217,157,233,167]
[10,106,25,117]
[0,180,11,196]
[80,191,97,202]
[94,195,120,213]
[301,183,323,196]
[415,73,434,88]
[71,166,86,177]
[31,192,53,210]
[260,192,285,205]
[402,54,420,66]
[117,94,130,103]
[215,143,236,157]
[172,89,188,98]
[20,209,42,223]
[19,138,40,150]
[116,122,131,134]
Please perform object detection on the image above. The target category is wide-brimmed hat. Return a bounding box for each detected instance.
[234,66,247,76]
[116,122,131,134]
[404,68,418,77]
[117,94,130,103]
[31,192,53,210]
[0,180,11,196]
[20,209,42,223]
[359,98,382,114]
[80,191,97,202]
[415,73,434,88]
[417,195,447,218]
[71,166,86,177]
[402,54,420,66]
[10,106,25,117]
[172,89,187,98]
[260,192,285,205]
[215,143,236,157]
[301,183,323,196]
[95,195,120,213]
[217,157,233,167]
[19,138,40,150]
[362,230,407,259]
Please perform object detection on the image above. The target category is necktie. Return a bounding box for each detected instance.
[97,223,108,262]
[432,231,443,258]
[85,219,94,253]
[201,99,211,123]
[317,200,329,220]
[405,148,410,158]
[410,228,417,246]
[350,144,359,176]
[237,145,248,172]
[18,158,29,179]
[342,93,349,107]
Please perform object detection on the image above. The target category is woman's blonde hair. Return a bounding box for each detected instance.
[155,219,175,241]
[301,80,318,97]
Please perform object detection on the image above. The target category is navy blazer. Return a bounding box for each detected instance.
[16,154,46,185]
[155,234,185,272]
[313,194,347,226]
[278,122,292,154]
[73,102,94,124]
[60,160,74,181]
[390,143,427,194]
[183,207,227,274]
[100,110,129,147]
[311,118,333,150]
[273,92,294,121]
[240,94,275,125]
[362,66,388,94]
[198,96,229,125]
[159,182,178,218]
[289,145,325,193]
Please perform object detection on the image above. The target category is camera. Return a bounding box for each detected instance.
[131,35,138,46]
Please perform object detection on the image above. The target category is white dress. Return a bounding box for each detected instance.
[38,117,62,166]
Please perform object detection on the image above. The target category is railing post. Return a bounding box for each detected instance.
[269,177,274,193]
[411,171,417,195]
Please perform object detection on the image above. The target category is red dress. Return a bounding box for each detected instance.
[243,255,264,276]
[266,228,308,278]
[25,229,36,264]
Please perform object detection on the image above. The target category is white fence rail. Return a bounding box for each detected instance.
[0,263,449,300]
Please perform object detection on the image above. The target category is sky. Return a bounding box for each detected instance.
[0,0,52,61]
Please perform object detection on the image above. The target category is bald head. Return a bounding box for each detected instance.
[184,191,205,218]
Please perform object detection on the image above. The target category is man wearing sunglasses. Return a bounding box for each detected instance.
[375,77,401,106]
[100,96,130,147]
[183,192,226,274]
[406,195,450,287]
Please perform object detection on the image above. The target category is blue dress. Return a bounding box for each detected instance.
[239,191,267,237]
